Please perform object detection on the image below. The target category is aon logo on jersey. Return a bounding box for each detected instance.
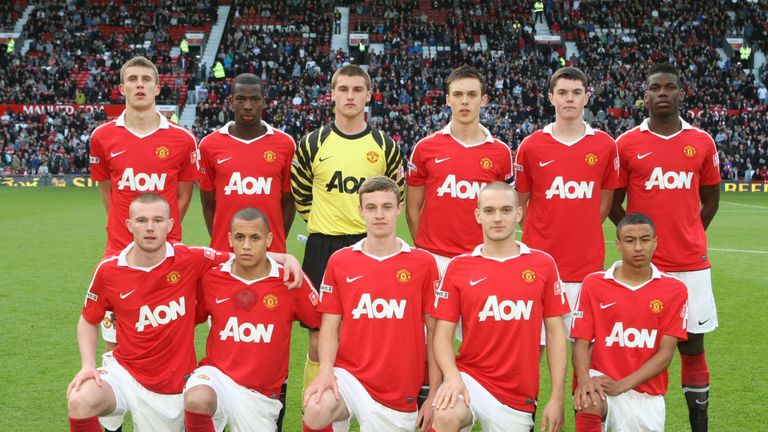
[117,168,167,191]
[437,175,486,199]
[545,177,594,199]
[219,317,274,343]
[224,172,273,195]
[478,296,533,322]
[135,297,185,332]
[605,322,657,348]
[326,171,365,194]
[351,293,406,319]
[644,167,693,190]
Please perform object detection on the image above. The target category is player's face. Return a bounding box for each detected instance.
[127,201,173,253]
[446,78,487,126]
[475,189,521,242]
[332,75,371,120]
[119,66,160,110]
[645,73,682,119]
[228,218,273,269]
[360,190,401,239]
[548,78,589,121]
[230,83,265,127]
[616,223,657,269]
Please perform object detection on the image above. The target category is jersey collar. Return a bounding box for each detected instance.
[218,120,275,144]
[471,241,531,262]
[352,237,412,261]
[603,260,662,291]
[639,117,693,140]
[440,122,495,147]
[542,122,595,146]
[219,255,281,285]
[117,242,175,271]
[115,110,169,138]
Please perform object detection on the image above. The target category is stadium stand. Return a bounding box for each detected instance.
[0,0,766,181]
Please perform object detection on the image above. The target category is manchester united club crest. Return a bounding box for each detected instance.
[480,157,493,170]
[585,153,598,166]
[649,299,664,314]
[166,271,181,284]
[683,145,696,158]
[155,146,170,159]
[264,150,277,162]
[367,151,379,163]
[263,294,279,309]
[521,269,536,283]
[197,374,210,380]
[102,315,114,329]
[396,269,411,283]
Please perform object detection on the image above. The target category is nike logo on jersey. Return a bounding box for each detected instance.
[346,275,364,283]
[469,277,487,286]
[539,160,555,167]
[319,156,332,162]
[599,302,617,309]
[215,298,231,304]
[119,290,136,299]
[435,157,450,164]
[637,152,653,160]
[111,150,127,158]
[217,157,232,164]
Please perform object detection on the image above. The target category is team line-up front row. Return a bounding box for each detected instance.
[69,181,689,432]
[66,57,719,432]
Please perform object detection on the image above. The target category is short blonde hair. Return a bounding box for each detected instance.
[331,64,371,90]
[120,56,159,84]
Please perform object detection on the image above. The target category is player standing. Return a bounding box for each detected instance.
[89,56,200,356]
[431,182,568,432]
[291,64,404,403]
[199,73,296,253]
[406,65,513,274]
[514,66,619,334]
[183,208,320,432]
[571,213,689,431]
[302,176,439,432]
[609,63,720,432]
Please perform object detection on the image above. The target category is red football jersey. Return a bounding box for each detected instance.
[515,124,620,281]
[82,243,226,394]
[616,119,721,271]
[197,256,321,396]
[318,240,438,412]
[89,112,201,254]
[199,122,295,253]
[571,262,688,395]
[407,124,513,257]
[432,243,569,413]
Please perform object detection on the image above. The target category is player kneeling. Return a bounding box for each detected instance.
[302,176,440,432]
[431,182,568,432]
[183,207,321,431]
[572,213,689,431]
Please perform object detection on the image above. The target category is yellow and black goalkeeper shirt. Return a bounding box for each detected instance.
[291,123,404,235]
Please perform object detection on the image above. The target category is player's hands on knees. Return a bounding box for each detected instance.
[592,375,629,397]
[281,254,303,289]
[416,391,436,432]
[66,366,103,399]
[432,373,470,411]
[540,398,564,432]
[303,368,339,407]
[573,377,606,410]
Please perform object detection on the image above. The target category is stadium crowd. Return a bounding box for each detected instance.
[1,0,767,181]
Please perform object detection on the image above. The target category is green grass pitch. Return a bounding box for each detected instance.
[0,187,766,430]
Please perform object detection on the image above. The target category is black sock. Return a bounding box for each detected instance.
[683,385,709,432]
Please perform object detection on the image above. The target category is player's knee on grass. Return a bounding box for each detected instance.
[183,385,217,415]
[432,401,472,432]
[303,389,346,429]
[67,380,116,418]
